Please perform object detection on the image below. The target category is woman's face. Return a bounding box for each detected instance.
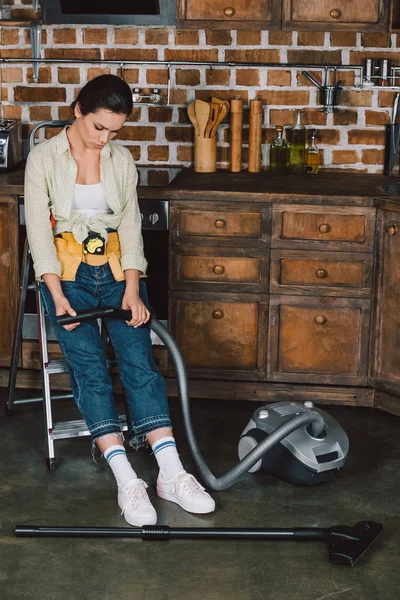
[74,105,127,150]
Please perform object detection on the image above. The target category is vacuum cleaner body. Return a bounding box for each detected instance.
[238,401,349,485]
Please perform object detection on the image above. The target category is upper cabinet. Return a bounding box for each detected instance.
[177,0,391,30]
[176,0,282,29]
[282,0,390,31]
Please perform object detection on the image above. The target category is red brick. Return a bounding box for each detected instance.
[27,67,52,84]
[257,90,309,106]
[361,149,385,164]
[3,105,22,120]
[225,49,280,63]
[116,127,157,142]
[236,69,260,86]
[0,48,31,59]
[58,68,80,84]
[205,69,230,86]
[125,146,141,161]
[126,108,142,123]
[114,29,139,45]
[297,71,323,87]
[267,70,291,87]
[301,109,327,126]
[297,32,324,46]
[174,30,199,46]
[24,29,47,45]
[165,127,193,143]
[1,88,8,102]
[123,69,139,84]
[30,106,52,121]
[148,146,170,161]
[378,91,398,108]
[53,28,77,45]
[87,67,111,80]
[10,8,38,20]
[365,111,391,126]
[1,28,19,45]
[104,49,158,61]
[169,89,188,105]
[332,150,359,164]
[268,31,292,45]
[341,90,373,107]
[318,130,341,145]
[14,86,66,103]
[176,69,200,86]
[349,51,400,66]
[148,107,173,123]
[58,106,74,120]
[237,31,261,45]
[178,107,191,125]
[361,33,391,48]
[330,32,357,47]
[333,110,358,125]
[287,50,341,65]
[177,146,193,162]
[205,31,232,46]
[1,68,23,83]
[348,130,385,145]
[45,48,101,60]
[146,69,169,85]
[165,49,218,62]
[145,28,169,45]
[83,29,107,45]
[335,70,355,87]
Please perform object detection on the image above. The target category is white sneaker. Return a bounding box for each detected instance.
[157,470,215,514]
[118,478,157,527]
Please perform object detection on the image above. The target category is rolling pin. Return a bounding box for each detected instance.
[230,97,243,172]
[248,97,263,173]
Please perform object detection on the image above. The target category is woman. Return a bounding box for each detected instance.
[24,74,215,527]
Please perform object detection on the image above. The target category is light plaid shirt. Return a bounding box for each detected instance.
[24,126,147,279]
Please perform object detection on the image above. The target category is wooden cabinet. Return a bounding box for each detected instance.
[177,0,281,29]
[0,196,19,367]
[177,0,390,30]
[268,296,370,385]
[370,209,400,406]
[283,0,389,30]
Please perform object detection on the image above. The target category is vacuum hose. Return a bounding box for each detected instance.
[151,319,325,491]
[57,309,326,492]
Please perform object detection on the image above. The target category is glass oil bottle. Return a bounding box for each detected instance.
[306,129,320,174]
[288,109,306,174]
[270,126,288,174]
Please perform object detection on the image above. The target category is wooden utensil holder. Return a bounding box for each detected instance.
[194,135,217,173]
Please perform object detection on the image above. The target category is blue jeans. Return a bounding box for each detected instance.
[39,262,171,448]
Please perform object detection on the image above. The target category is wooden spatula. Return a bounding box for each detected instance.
[210,103,229,138]
[187,102,200,136]
[194,99,211,138]
[205,102,219,138]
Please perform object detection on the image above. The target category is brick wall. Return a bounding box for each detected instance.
[1,1,400,173]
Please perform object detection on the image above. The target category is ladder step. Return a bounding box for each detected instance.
[45,358,116,374]
[51,415,128,440]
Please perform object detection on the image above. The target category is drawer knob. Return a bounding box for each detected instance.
[319,223,330,234]
[387,225,398,236]
[212,309,224,320]
[329,8,342,19]
[223,7,236,17]
[213,264,225,274]
[316,268,328,278]
[214,219,227,229]
[315,315,327,325]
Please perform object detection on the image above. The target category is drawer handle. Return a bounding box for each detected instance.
[315,315,327,325]
[329,8,342,19]
[315,268,328,279]
[212,309,224,320]
[214,219,227,229]
[387,225,398,236]
[223,7,236,17]
[213,264,225,275]
[319,223,330,234]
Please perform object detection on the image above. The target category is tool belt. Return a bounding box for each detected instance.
[54,230,125,281]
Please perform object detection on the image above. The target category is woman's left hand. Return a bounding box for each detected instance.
[122,293,150,328]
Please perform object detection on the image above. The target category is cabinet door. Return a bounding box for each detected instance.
[177,0,281,29]
[169,291,268,379]
[0,196,19,367]
[370,210,400,396]
[268,296,370,385]
[283,0,389,30]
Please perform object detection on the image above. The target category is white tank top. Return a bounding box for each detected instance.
[71,183,112,218]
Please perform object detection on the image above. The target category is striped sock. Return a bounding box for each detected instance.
[104,445,138,488]
[152,436,184,481]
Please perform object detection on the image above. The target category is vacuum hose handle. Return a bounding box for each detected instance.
[56,306,134,326]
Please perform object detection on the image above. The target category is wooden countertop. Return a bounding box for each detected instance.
[1,164,400,210]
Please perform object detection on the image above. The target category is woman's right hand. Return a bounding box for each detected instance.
[54,296,80,331]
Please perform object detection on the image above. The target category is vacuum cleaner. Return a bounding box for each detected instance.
[15,307,382,565]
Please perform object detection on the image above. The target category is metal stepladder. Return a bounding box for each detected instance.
[6,120,129,470]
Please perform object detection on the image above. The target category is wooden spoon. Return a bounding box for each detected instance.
[210,103,229,138]
[205,102,219,138]
[187,102,200,136]
[194,99,211,138]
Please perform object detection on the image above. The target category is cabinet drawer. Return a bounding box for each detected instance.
[169,292,268,378]
[270,250,373,297]
[170,201,270,248]
[186,0,271,21]
[268,296,370,385]
[170,247,269,293]
[272,205,375,252]
[288,0,379,23]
